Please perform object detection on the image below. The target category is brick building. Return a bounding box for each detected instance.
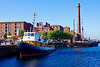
[50,25,63,31]
[35,22,53,34]
[35,22,71,34]
[63,26,70,32]
[0,21,33,38]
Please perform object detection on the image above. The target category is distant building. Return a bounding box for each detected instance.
[50,25,63,31]
[0,21,33,38]
[35,22,53,34]
[63,26,70,32]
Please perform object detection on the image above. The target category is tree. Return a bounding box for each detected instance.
[64,31,73,40]
[3,33,7,39]
[39,31,47,39]
[47,31,54,39]
[53,30,63,40]
[8,32,12,36]
[47,30,64,40]
[19,30,25,37]
[47,30,73,41]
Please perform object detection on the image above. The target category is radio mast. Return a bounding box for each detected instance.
[81,18,84,37]
[73,19,75,42]
[73,19,75,33]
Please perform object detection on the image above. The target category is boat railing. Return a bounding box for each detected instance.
[47,45,55,47]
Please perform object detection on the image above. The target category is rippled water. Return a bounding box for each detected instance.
[1,44,100,67]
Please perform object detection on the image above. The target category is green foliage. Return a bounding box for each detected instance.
[64,31,73,40]
[3,33,7,39]
[47,30,63,40]
[47,30,73,41]
[19,30,25,37]
[8,32,12,36]
[39,31,47,39]
[47,31,54,39]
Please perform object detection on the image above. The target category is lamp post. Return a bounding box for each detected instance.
[17,25,20,36]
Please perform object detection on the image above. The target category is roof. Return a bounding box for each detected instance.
[0,21,26,23]
[0,21,33,25]
[50,25,63,27]
[64,26,70,28]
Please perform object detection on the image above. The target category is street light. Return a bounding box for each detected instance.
[17,25,20,36]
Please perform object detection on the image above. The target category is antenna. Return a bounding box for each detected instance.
[33,12,37,31]
[73,19,75,42]
[33,12,37,25]
[81,18,84,37]
[73,19,75,33]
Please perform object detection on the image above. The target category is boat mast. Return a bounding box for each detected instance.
[33,12,37,32]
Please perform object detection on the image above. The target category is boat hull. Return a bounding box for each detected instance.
[17,43,55,58]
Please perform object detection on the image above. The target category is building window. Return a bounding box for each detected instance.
[10,30,12,32]
[15,26,17,29]
[6,24,7,26]
[5,27,7,29]
[1,30,2,32]
[20,23,21,25]
[5,30,7,33]
[1,27,2,29]
[15,23,17,25]
[1,24,2,25]
[15,33,17,35]
[15,30,17,32]
[1,33,2,36]
[20,26,21,28]
[56,26,58,28]
[10,26,12,28]
[10,24,12,25]
[47,29,48,31]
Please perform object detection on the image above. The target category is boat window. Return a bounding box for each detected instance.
[28,33,30,36]
[24,33,28,36]
[31,33,34,36]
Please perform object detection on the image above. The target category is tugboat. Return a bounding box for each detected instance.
[17,32,55,59]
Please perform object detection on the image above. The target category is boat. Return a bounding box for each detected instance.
[17,32,55,59]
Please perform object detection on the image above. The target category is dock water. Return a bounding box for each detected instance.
[0,42,98,58]
[0,45,17,58]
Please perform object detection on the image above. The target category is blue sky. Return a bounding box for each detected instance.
[0,0,100,39]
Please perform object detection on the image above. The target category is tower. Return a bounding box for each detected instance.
[77,3,81,34]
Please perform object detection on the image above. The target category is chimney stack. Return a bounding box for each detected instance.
[77,3,81,34]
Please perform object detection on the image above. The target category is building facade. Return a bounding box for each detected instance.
[63,26,70,32]
[0,21,33,38]
[35,22,53,34]
[50,25,63,31]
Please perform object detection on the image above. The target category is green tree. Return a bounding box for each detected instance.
[47,30,73,41]
[47,31,54,39]
[47,30,63,40]
[19,30,25,37]
[64,31,73,40]
[8,32,12,36]
[3,33,7,39]
[39,31,47,39]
